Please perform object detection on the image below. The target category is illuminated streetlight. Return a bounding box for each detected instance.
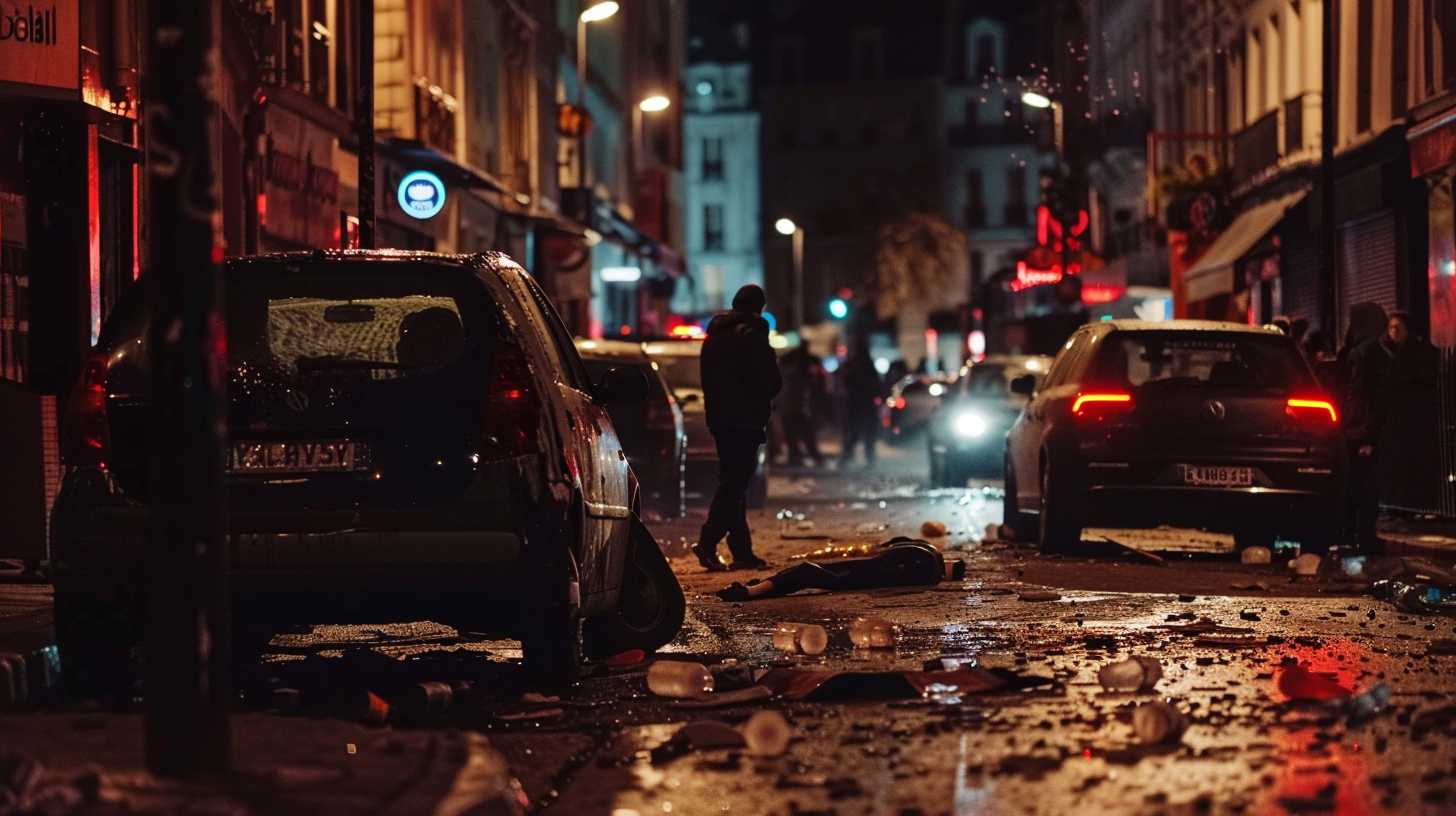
[638,94,671,112]
[775,217,798,236]
[579,0,618,22]
[775,218,804,328]
[1020,91,1053,109]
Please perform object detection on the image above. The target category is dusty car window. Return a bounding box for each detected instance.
[1093,333,1313,391]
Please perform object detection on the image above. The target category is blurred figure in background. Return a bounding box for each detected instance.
[778,344,824,467]
[840,336,883,468]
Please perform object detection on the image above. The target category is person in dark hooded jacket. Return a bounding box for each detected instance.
[693,284,783,571]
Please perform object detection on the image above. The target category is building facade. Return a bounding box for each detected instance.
[679,2,762,318]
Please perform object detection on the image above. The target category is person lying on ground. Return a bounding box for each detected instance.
[716,537,966,601]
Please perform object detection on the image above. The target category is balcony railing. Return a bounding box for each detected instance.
[1232,108,1278,187]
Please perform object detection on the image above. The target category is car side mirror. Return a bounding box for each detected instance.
[1009,374,1037,397]
[596,367,650,404]
[678,392,699,405]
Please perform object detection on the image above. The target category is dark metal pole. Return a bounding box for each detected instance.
[143,0,230,776]
[356,0,375,249]
[1320,0,1339,333]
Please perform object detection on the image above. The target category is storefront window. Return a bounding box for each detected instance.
[1430,173,1456,348]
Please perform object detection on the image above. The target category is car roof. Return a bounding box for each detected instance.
[574,338,649,362]
[226,249,518,268]
[1098,319,1281,335]
[641,339,703,357]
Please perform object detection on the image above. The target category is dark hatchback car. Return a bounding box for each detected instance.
[575,338,686,519]
[926,355,1051,486]
[51,251,684,695]
[1004,320,1343,553]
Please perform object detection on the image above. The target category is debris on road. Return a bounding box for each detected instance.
[848,616,897,648]
[742,711,792,756]
[772,623,828,655]
[920,520,947,538]
[1096,657,1162,692]
[1240,546,1272,565]
[1018,590,1062,602]
[1289,553,1322,576]
[1132,701,1187,744]
[647,661,715,698]
[1370,579,1448,614]
[1277,663,1352,701]
[755,666,1014,701]
[607,649,647,668]
[672,685,776,709]
[651,720,747,764]
[1229,580,1271,591]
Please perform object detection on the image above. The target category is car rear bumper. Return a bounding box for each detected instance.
[1082,483,1338,532]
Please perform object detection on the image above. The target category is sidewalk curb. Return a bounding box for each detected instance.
[1377,534,1456,561]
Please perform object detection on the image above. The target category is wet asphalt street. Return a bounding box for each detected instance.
[8,441,1456,814]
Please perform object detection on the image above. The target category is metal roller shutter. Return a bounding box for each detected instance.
[1281,231,1320,328]
[1337,209,1398,334]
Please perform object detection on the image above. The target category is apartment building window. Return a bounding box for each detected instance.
[1442,0,1456,91]
[975,34,996,77]
[279,0,305,88]
[965,170,986,226]
[334,0,351,114]
[703,204,724,250]
[1356,0,1372,133]
[702,137,724,180]
[1393,0,1409,116]
[309,0,330,102]
[1005,166,1027,226]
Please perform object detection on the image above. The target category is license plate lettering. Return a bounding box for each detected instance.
[229,440,356,473]
[1179,464,1253,487]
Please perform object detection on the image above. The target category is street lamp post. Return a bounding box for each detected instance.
[776,217,804,330]
[632,94,671,177]
[1022,91,1069,281]
[576,1,619,191]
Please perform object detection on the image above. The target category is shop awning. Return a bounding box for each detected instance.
[1183,189,1307,302]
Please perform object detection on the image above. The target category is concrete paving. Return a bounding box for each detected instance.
[5,441,1456,814]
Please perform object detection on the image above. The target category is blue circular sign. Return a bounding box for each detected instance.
[397,170,446,220]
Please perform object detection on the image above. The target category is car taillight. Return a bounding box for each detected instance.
[62,350,112,468]
[1072,391,1133,420]
[482,346,543,459]
[1286,397,1338,424]
[893,397,907,410]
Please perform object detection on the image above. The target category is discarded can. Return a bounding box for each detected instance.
[647,660,715,698]
[742,710,792,757]
[848,616,897,649]
[772,623,828,656]
[1097,657,1162,692]
[1240,546,1272,565]
[1132,700,1187,744]
[1370,579,1446,614]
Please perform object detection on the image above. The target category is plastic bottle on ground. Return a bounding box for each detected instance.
[742,710,792,756]
[849,616,897,648]
[772,623,828,655]
[1132,700,1187,744]
[1097,657,1162,692]
[647,661,715,698]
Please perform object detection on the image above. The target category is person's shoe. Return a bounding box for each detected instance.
[727,555,769,571]
[692,543,728,572]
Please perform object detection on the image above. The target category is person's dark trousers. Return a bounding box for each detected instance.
[702,427,765,562]
[1349,443,1381,550]
[783,411,822,465]
[841,409,878,466]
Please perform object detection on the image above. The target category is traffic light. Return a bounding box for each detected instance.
[827,298,849,320]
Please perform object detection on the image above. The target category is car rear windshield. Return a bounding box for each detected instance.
[960,364,1045,397]
[1089,331,1314,391]
[226,262,483,384]
[651,354,701,391]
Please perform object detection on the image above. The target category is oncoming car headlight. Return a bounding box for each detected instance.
[952,410,990,438]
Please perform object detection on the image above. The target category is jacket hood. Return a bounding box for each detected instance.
[707,310,769,338]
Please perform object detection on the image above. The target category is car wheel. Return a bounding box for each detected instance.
[521,506,583,689]
[584,517,686,658]
[54,579,137,703]
[1038,462,1082,554]
[1001,456,1036,542]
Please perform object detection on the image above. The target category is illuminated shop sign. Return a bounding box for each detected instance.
[396,170,446,220]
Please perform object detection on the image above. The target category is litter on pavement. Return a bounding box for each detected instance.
[1131,701,1187,744]
[646,661,715,698]
[716,538,963,601]
[1096,657,1162,692]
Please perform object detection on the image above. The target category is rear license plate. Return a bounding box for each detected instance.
[1178,464,1253,487]
[228,440,357,474]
